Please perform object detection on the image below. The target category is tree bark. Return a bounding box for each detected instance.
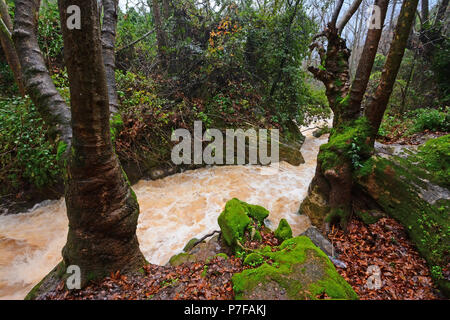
[58,0,145,286]
[0,0,25,96]
[101,0,119,114]
[347,0,390,120]
[13,0,72,146]
[337,0,364,34]
[302,0,419,230]
[421,0,429,24]
[366,0,420,137]
[150,0,168,70]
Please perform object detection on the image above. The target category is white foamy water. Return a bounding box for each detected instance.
[0,127,328,300]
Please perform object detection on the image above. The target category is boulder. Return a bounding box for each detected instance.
[274,219,293,242]
[232,236,358,300]
[355,136,450,296]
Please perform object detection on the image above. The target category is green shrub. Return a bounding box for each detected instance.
[0,96,61,194]
[411,108,450,133]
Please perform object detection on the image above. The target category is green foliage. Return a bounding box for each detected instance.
[411,108,450,133]
[378,108,449,140]
[38,1,64,64]
[0,96,61,194]
[412,134,450,188]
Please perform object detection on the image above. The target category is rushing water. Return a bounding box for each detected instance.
[0,127,328,300]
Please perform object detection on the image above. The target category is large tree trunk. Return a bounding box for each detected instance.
[301,0,419,230]
[58,0,145,286]
[101,0,119,115]
[13,0,72,146]
[0,0,25,96]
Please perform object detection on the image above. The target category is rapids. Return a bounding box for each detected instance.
[0,126,328,300]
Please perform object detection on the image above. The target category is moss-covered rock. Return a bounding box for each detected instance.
[232,236,358,300]
[218,198,269,250]
[355,142,450,297]
[274,219,293,242]
[168,252,197,266]
[243,253,265,266]
[183,238,199,252]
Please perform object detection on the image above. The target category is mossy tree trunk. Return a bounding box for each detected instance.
[58,0,145,286]
[301,0,419,230]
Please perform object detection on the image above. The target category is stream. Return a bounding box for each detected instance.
[0,126,329,300]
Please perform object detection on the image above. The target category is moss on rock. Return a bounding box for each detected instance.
[243,253,265,266]
[218,198,269,249]
[183,238,199,252]
[274,219,293,242]
[168,252,196,266]
[232,236,358,300]
[356,147,450,297]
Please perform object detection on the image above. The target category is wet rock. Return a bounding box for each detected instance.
[300,226,335,258]
[232,236,357,300]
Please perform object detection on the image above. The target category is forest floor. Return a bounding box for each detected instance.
[37,216,443,300]
[328,217,443,300]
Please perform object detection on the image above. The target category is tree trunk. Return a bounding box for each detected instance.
[337,0,364,34]
[0,0,25,96]
[301,0,419,230]
[366,0,420,138]
[101,0,119,115]
[58,0,145,286]
[13,0,72,146]
[347,0,390,120]
[421,0,429,24]
[150,0,168,70]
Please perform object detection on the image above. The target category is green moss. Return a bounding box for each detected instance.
[355,153,450,296]
[318,117,373,171]
[168,252,196,266]
[25,261,66,300]
[252,229,262,242]
[183,238,199,252]
[243,253,264,266]
[56,141,68,160]
[412,134,449,188]
[215,253,229,260]
[274,219,293,242]
[201,266,208,277]
[355,210,381,225]
[217,198,253,249]
[245,204,269,223]
[232,236,357,300]
[110,113,124,143]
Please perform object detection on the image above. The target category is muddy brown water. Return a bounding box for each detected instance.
[0,126,329,299]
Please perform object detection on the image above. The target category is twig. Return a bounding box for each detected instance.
[191,230,221,249]
[116,29,155,53]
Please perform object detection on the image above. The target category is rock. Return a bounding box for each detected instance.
[232,236,358,300]
[355,136,450,296]
[168,252,197,266]
[300,226,335,258]
[274,219,293,242]
[217,198,268,250]
[168,234,231,266]
[183,238,199,252]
